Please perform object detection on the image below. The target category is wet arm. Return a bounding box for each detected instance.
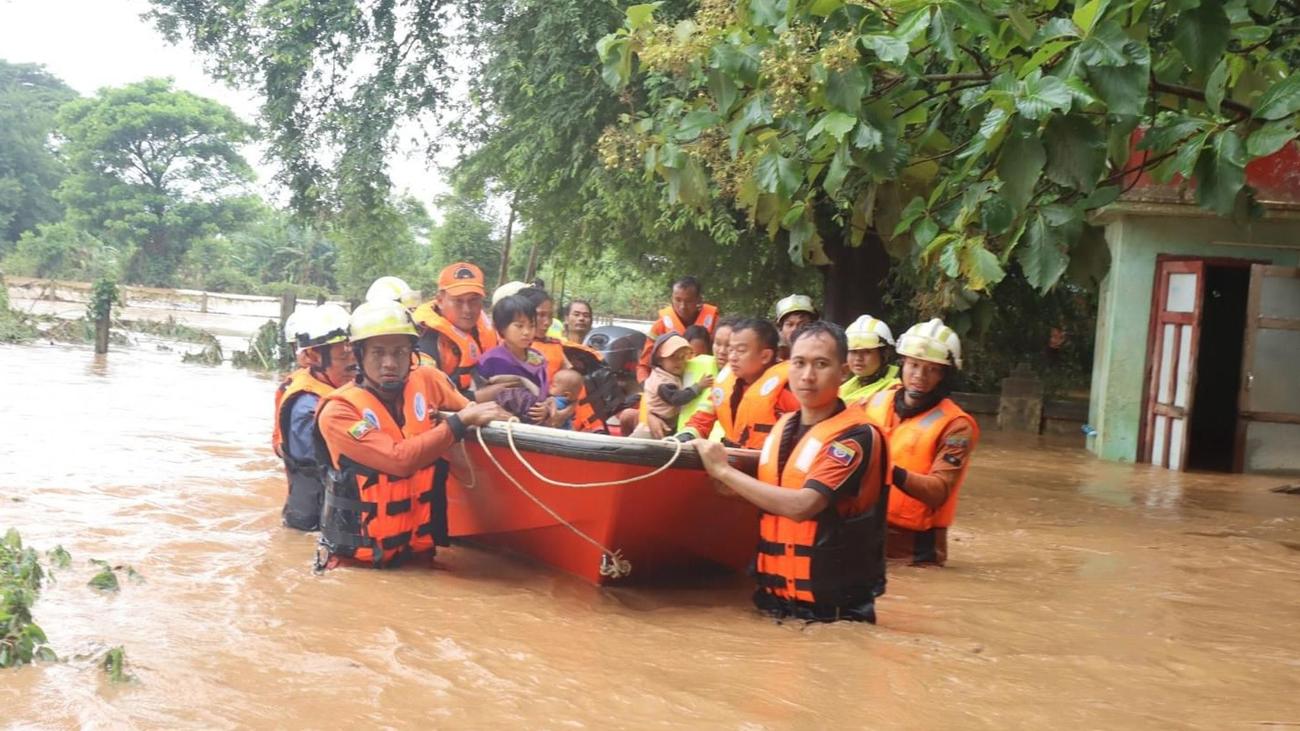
[893,420,975,510]
[319,400,465,477]
[707,463,830,522]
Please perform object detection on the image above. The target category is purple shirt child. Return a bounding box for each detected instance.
[476,344,550,423]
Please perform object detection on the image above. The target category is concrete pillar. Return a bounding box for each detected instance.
[94,303,111,354]
[998,362,1043,433]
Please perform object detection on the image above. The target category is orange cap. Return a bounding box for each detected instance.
[654,334,692,360]
[438,262,485,296]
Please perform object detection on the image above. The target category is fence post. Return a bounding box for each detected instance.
[279,292,295,333]
[997,362,1044,433]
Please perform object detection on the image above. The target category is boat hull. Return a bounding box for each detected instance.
[445,423,760,585]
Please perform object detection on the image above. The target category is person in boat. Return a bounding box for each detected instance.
[677,316,736,438]
[839,315,901,404]
[411,262,499,396]
[636,276,720,382]
[774,294,818,360]
[860,318,979,567]
[563,298,594,344]
[314,301,506,569]
[273,304,355,531]
[633,334,714,439]
[678,318,798,449]
[683,325,711,357]
[694,321,889,623]
[549,368,585,430]
[365,275,421,312]
[282,306,314,370]
[477,294,569,427]
[516,287,608,430]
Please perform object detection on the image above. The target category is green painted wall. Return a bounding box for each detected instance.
[1088,210,1300,462]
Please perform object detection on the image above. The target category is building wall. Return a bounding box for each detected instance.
[1087,209,1300,462]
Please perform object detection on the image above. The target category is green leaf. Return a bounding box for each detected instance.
[749,0,782,27]
[824,143,851,197]
[809,0,844,16]
[948,0,996,39]
[852,122,883,150]
[962,244,1007,291]
[708,70,739,116]
[1205,59,1229,116]
[1073,0,1111,36]
[626,3,661,31]
[807,111,858,143]
[859,35,909,64]
[787,218,815,264]
[1081,185,1121,209]
[1255,76,1300,121]
[1034,17,1082,44]
[1016,70,1073,120]
[1195,130,1247,215]
[1008,7,1037,40]
[1044,114,1108,192]
[1019,39,1078,79]
[1017,214,1070,292]
[913,217,939,248]
[728,95,772,156]
[892,7,932,43]
[659,143,684,169]
[999,131,1047,211]
[940,239,963,277]
[756,152,803,196]
[1086,42,1150,116]
[1248,0,1276,13]
[781,202,807,227]
[894,195,927,235]
[711,44,761,86]
[1155,129,1210,181]
[1173,1,1229,78]
[1066,224,1113,287]
[88,566,120,592]
[675,109,722,142]
[1076,20,1130,66]
[981,195,1015,234]
[825,67,868,115]
[928,8,958,61]
[1246,122,1298,157]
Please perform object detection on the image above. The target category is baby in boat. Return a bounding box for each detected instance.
[631,333,713,439]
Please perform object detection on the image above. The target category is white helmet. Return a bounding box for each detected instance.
[365,275,420,310]
[774,293,817,323]
[845,315,895,351]
[304,303,351,348]
[284,306,315,347]
[896,318,962,369]
[492,280,529,304]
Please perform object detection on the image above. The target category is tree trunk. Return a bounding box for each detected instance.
[94,302,111,354]
[279,292,295,334]
[498,198,516,288]
[816,207,890,324]
[524,240,540,283]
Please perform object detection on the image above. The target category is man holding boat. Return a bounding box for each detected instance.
[694,321,889,623]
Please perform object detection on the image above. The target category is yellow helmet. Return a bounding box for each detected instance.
[348,300,418,342]
[845,315,895,351]
[304,303,351,347]
[774,294,817,323]
[896,318,962,369]
[365,275,420,310]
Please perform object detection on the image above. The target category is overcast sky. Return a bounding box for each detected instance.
[0,0,453,209]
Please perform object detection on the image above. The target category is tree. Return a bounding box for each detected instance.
[427,193,501,279]
[0,61,77,250]
[56,78,257,286]
[599,0,1300,319]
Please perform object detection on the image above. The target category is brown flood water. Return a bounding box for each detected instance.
[2,341,1299,729]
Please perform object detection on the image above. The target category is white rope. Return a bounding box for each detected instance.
[472,422,642,578]
[498,418,685,488]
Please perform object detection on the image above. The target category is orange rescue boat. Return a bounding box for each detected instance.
[445,420,760,585]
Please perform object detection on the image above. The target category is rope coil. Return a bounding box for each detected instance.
[469,419,688,579]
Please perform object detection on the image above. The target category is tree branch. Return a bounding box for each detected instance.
[1150,79,1253,118]
[893,81,989,119]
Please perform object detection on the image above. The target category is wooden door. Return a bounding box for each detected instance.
[1235,265,1300,473]
[1144,260,1204,470]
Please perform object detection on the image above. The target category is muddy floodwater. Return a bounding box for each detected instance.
[2,342,1298,729]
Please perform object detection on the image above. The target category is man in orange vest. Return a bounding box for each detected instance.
[637,276,720,381]
[678,318,798,448]
[861,319,979,566]
[315,301,507,568]
[273,303,354,531]
[411,262,500,396]
[695,321,889,622]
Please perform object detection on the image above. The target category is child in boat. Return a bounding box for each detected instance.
[477,294,555,425]
[549,368,585,430]
[684,325,712,357]
[632,334,714,439]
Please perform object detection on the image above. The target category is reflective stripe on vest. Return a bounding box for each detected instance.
[315,369,450,567]
[863,386,979,532]
[412,306,498,390]
[838,365,900,404]
[677,355,719,431]
[753,409,888,606]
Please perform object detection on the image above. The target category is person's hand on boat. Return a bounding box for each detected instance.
[692,438,731,478]
[527,400,552,423]
[647,413,670,439]
[548,399,576,428]
[457,401,510,427]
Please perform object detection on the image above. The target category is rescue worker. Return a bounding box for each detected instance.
[678,318,798,449]
[365,275,421,311]
[314,301,507,569]
[411,262,499,395]
[272,304,355,531]
[563,299,594,344]
[861,318,979,566]
[839,315,900,403]
[774,294,818,359]
[282,306,314,369]
[637,276,720,381]
[694,321,889,623]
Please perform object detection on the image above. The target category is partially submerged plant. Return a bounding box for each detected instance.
[0,529,56,667]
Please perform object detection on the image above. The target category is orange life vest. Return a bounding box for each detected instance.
[863,386,979,532]
[654,303,720,336]
[273,368,338,530]
[754,408,889,608]
[711,361,791,449]
[532,337,603,383]
[314,368,452,568]
[412,305,498,391]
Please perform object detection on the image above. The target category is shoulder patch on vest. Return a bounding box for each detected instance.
[944,435,970,448]
[759,376,780,396]
[347,421,373,440]
[826,440,857,467]
[413,391,428,421]
[361,409,380,429]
